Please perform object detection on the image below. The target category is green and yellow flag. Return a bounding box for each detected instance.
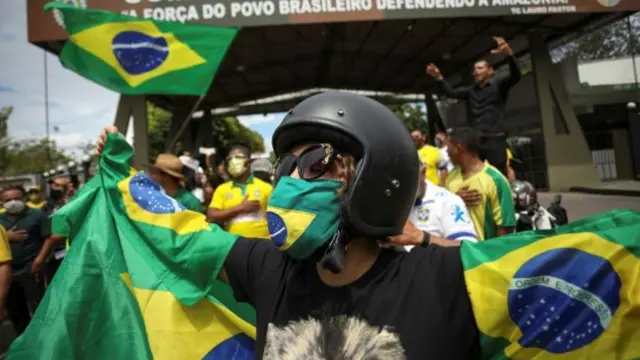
[462,210,640,359]
[45,3,237,95]
[7,133,255,360]
[7,134,640,359]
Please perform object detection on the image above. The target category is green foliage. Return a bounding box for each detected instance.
[554,14,640,62]
[211,116,265,159]
[387,103,429,135]
[0,106,70,176]
[0,107,12,174]
[146,102,266,163]
[147,102,173,160]
[2,138,70,176]
[0,106,10,140]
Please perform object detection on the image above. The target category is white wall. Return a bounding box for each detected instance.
[578,56,640,87]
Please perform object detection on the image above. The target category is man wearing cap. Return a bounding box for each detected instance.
[207,144,273,239]
[149,153,203,213]
[26,186,47,210]
[251,157,274,184]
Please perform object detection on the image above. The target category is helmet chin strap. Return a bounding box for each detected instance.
[319,226,349,274]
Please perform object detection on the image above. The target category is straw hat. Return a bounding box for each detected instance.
[152,153,185,180]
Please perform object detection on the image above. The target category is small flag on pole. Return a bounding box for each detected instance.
[45,2,237,95]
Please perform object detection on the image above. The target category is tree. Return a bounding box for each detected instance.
[0,106,70,176]
[387,103,429,134]
[147,102,173,161]
[0,106,10,140]
[0,106,12,175]
[146,102,266,162]
[3,138,70,176]
[553,13,640,62]
[210,116,265,159]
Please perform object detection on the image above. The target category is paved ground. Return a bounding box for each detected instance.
[0,193,636,355]
[538,192,640,221]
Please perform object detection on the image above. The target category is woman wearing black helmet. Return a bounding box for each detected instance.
[97,92,479,359]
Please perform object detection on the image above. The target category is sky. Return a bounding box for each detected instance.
[0,1,284,158]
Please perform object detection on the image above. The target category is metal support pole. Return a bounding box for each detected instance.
[627,103,640,180]
[424,94,446,144]
[627,16,639,102]
[44,51,52,167]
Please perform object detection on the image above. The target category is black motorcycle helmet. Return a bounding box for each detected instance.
[272,91,419,237]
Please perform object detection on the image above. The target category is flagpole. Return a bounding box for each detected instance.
[166,95,206,152]
[44,50,52,166]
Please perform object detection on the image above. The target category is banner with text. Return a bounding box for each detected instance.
[28,0,640,42]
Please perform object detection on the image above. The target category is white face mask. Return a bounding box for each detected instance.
[3,200,25,214]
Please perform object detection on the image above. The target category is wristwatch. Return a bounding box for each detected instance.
[419,231,431,248]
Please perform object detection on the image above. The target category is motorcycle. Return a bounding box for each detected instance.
[512,181,569,232]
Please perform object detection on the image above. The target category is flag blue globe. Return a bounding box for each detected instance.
[112,31,169,75]
[507,248,621,354]
[129,173,185,214]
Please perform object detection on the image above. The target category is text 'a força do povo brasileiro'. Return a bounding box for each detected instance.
[119,0,576,21]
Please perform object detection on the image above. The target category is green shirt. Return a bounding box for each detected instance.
[174,188,203,213]
[0,208,50,278]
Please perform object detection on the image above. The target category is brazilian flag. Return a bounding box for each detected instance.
[45,3,238,95]
[6,133,255,359]
[462,210,640,359]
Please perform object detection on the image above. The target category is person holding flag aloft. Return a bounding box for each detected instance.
[426,36,521,177]
[9,92,640,360]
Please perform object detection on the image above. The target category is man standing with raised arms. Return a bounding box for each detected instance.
[426,36,521,177]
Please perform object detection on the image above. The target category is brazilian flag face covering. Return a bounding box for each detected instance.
[266,176,342,259]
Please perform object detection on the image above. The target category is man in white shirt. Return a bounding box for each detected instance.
[406,162,477,250]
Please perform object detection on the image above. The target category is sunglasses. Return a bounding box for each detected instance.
[273,144,338,183]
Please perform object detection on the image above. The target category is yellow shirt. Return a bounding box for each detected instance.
[0,225,12,262]
[445,163,516,241]
[27,201,47,210]
[418,145,447,185]
[209,176,273,239]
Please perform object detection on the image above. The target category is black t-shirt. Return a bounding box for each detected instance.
[225,238,480,359]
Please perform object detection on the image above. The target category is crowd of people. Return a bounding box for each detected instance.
[0,178,76,336]
[0,121,538,346]
[91,89,524,358]
[0,35,576,358]
[0,144,279,340]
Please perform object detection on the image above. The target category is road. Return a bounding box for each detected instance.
[0,193,637,354]
[538,192,640,221]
